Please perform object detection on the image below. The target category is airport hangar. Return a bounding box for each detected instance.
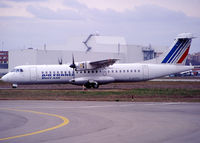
[0,34,167,75]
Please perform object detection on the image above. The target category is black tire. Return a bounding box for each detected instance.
[92,83,99,89]
[84,83,91,89]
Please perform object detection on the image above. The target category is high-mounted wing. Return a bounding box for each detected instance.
[89,59,119,69]
[76,59,119,70]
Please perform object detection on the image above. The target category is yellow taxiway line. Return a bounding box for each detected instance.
[0,108,69,141]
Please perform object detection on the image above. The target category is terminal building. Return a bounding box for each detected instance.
[0,34,167,75]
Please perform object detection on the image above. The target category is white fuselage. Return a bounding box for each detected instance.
[2,63,193,86]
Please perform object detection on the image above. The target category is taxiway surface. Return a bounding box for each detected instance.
[0,101,200,143]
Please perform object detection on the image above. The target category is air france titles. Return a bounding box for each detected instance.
[42,71,74,80]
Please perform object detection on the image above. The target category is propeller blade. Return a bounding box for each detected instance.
[58,58,62,65]
[69,54,76,69]
[72,54,74,65]
[69,54,76,79]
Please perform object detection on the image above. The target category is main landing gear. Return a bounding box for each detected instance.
[84,81,99,89]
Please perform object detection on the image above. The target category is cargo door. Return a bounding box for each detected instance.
[30,67,37,81]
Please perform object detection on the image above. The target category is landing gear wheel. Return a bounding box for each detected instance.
[84,83,92,89]
[84,81,99,89]
[92,83,99,89]
[12,84,18,88]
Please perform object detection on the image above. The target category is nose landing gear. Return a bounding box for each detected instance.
[12,84,18,88]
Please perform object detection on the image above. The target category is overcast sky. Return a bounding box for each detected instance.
[0,0,200,53]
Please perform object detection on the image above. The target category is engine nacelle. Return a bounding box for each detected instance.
[76,61,93,71]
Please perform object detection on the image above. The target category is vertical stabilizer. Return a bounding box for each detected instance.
[147,33,194,64]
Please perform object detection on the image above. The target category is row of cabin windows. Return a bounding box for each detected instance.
[77,70,102,74]
[42,70,102,75]
[42,69,141,76]
[42,71,73,77]
[107,69,140,73]
[76,69,141,74]
[42,71,70,74]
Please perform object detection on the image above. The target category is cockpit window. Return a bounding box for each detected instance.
[11,68,23,72]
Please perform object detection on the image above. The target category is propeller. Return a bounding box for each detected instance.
[69,54,76,80]
[58,57,63,65]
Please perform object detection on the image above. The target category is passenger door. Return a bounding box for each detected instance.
[143,65,149,80]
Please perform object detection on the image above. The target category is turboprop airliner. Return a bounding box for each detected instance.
[1,33,195,88]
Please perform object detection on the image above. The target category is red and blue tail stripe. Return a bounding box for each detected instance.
[161,38,191,64]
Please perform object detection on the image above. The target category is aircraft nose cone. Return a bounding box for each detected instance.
[1,75,8,82]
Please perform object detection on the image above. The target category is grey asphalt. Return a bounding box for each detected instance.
[0,101,200,143]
